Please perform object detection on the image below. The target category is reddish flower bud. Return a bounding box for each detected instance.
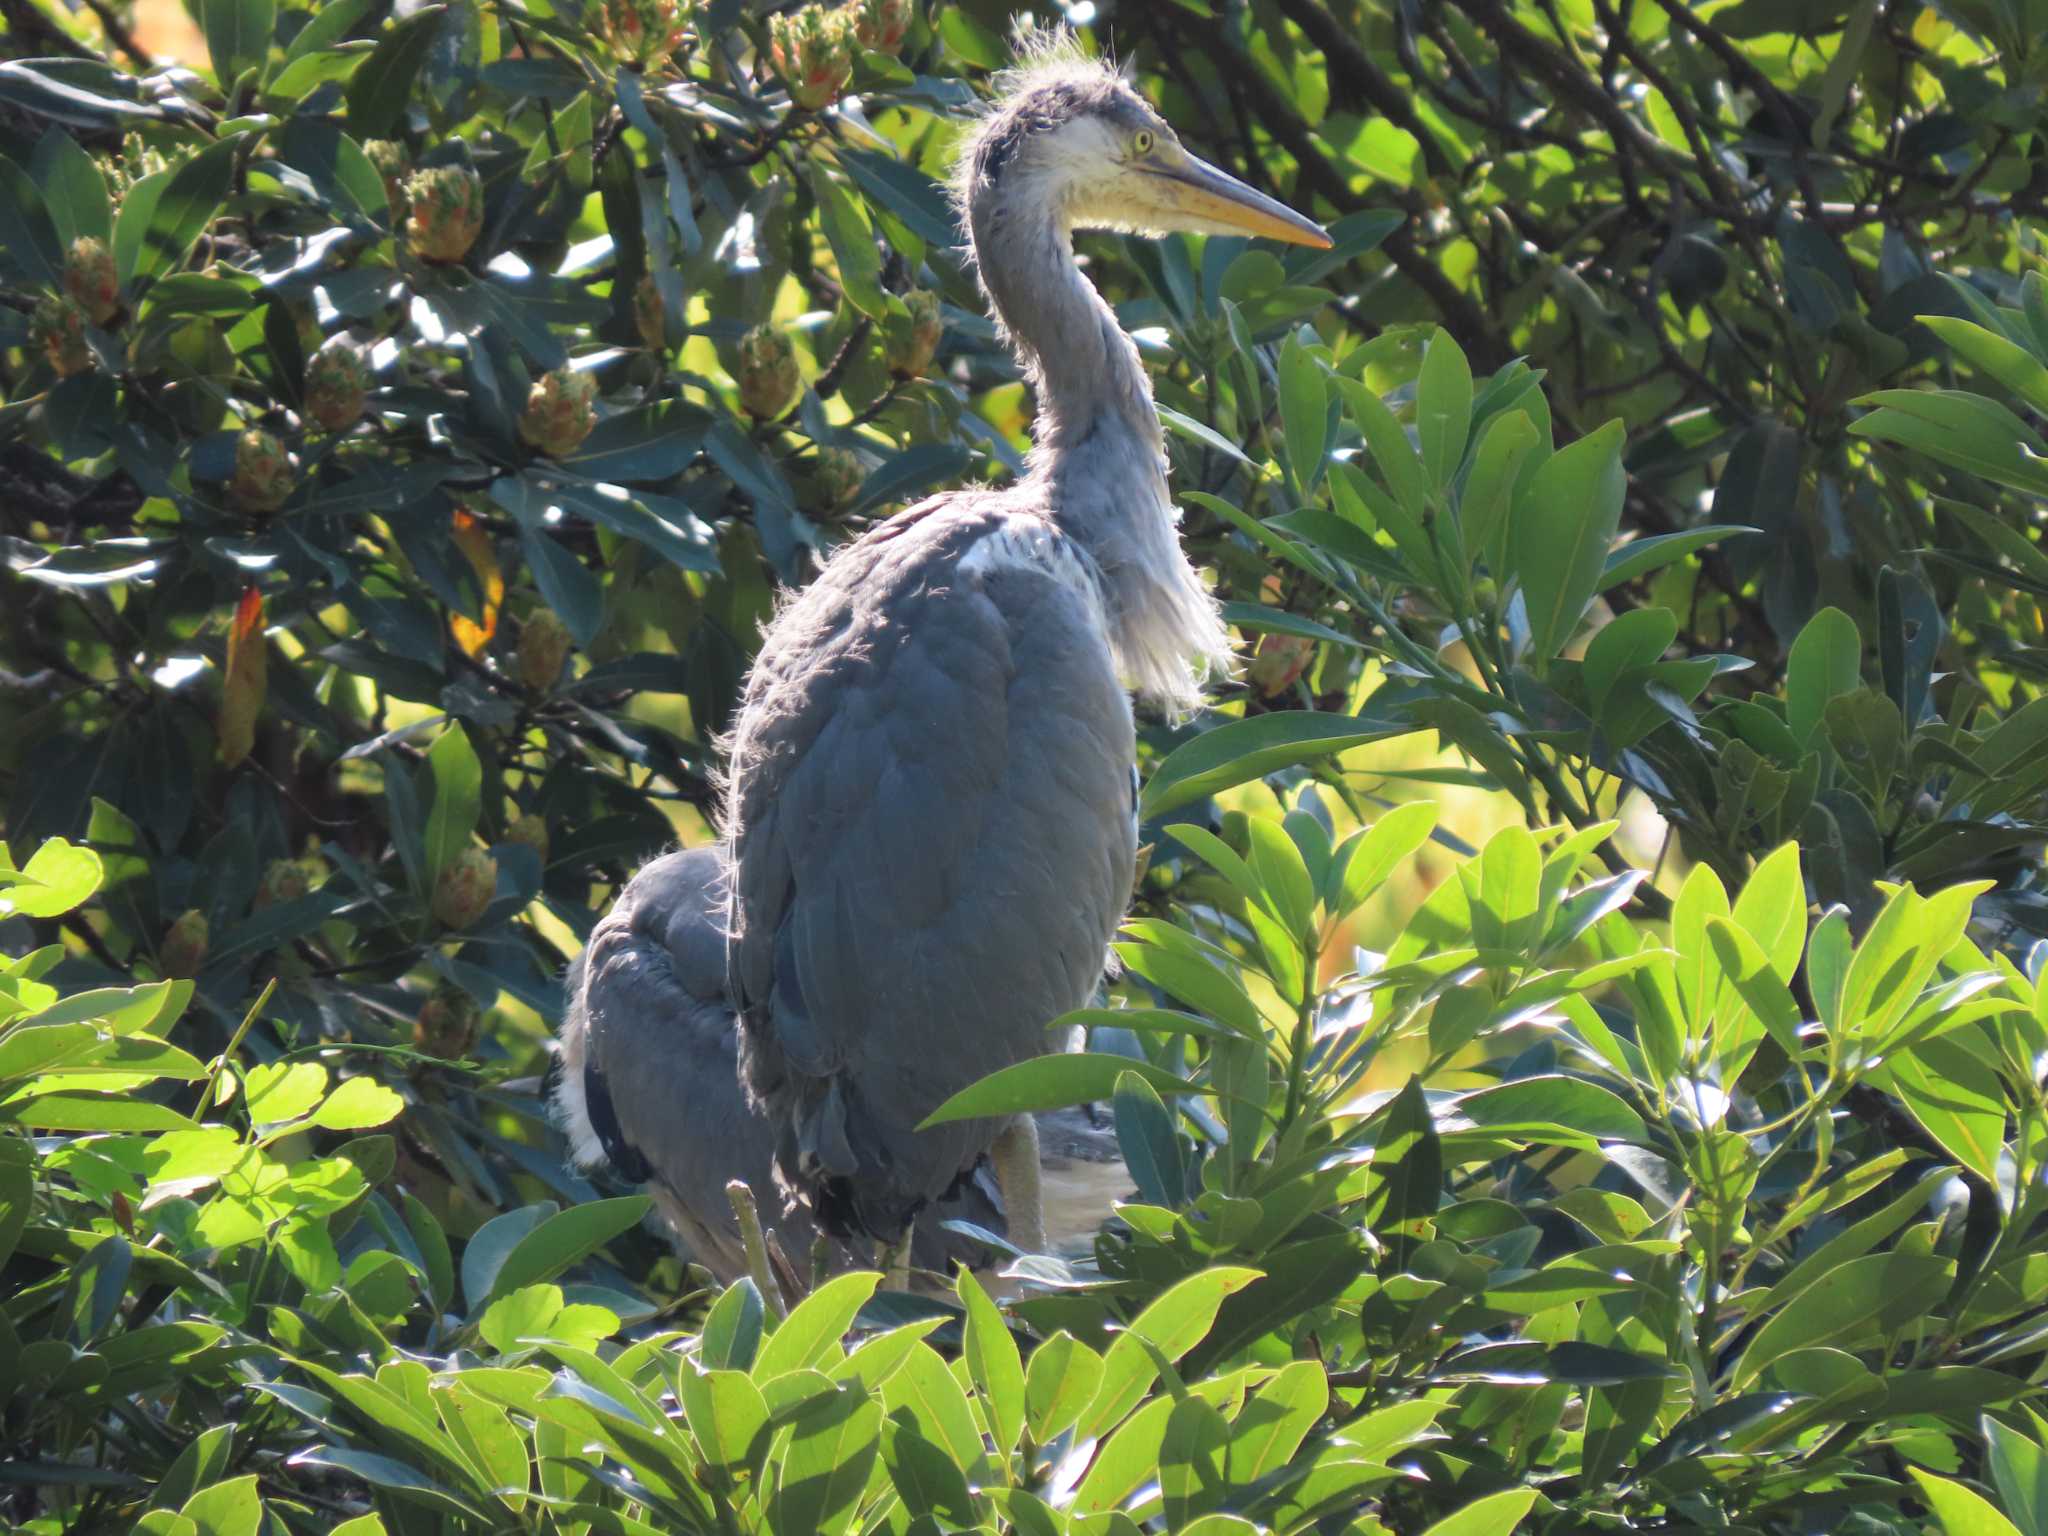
[885,288,942,379]
[304,339,371,432]
[31,294,91,378]
[161,909,209,979]
[518,608,573,692]
[63,236,119,326]
[432,847,499,930]
[518,367,597,457]
[598,0,688,69]
[736,322,800,420]
[405,165,485,264]
[228,429,294,513]
[413,983,481,1058]
[769,5,854,111]
[1247,633,1317,698]
[849,0,912,55]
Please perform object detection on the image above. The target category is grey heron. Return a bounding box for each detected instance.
[724,38,1329,1256]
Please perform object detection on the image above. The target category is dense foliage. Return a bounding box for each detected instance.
[10,0,2048,1532]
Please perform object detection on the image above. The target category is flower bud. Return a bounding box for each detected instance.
[161,910,209,979]
[304,339,371,432]
[598,0,687,69]
[811,445,865,513]
[769,5,853,111]
[432,847,499,930]
[405,165,485,264]
[229,429,293,513]
[635,274,665,353]
[518,609,573,692]
[1247,633,1316,698]
[254,856,311,910]
[413,983,481,1058]
[63,236,119,326]
[505,813,550,865]
[518,366,596,457]
[736,322,800,420]
[849,0,911,55]
[884,288,942,378]
[364,139,409,222]
[31,295,90,378]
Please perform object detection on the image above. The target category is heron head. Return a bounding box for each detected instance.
[961,41,1331,250]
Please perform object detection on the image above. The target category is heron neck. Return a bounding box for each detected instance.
[970,199,1228,713]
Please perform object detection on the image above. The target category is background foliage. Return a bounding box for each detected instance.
[11,0,2048,1531]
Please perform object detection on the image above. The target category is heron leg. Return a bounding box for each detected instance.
[991,1114,1046,1255]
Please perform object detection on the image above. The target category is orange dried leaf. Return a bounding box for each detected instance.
[449,509,503,657]
[218,586,268,767]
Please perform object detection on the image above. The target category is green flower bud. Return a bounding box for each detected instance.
[254,857,311,910]
[432,847,499,930]
[635,274,666,353]
[518,608,573,692]
[769,5,854,111]
[229,429,294,513]
[811,445,866,513]
[736,322,800,420]
[405,165,485,264]
[414,983,481,1058]
[31,294,91,378]
[505,813,550,865]
[63,236,120,326]
[885,288,943,378]
[161,909,209,979]
[304,339,371,432]
[364,139,410,222]
[518,366,597,457]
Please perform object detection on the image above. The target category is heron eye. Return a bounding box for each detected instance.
[1132,130,1154,155]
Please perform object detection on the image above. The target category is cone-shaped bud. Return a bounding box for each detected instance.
[432,847,499,930]
[736,322,800,420]
[770,5,853,111]
[885,288,942,378]
[849,0,911,55]
[161,910,209,979]
[63,237,119,326]
[31,294,91,378]
[518,608,573,692]
[518,366,597,457]
[229,429,293,513]
[812,445,865,512]
[218,586,269,767]
[505,813,550,865]
[405,165,485,264]
[598,0,688,69]
[414,983,481,1058]
[1247,633,1316,698]
[364,139,409,223]
[305,339,371,431]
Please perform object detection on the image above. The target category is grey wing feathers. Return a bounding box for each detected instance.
[548,844,1004,1280]
[727,496,1137,1243]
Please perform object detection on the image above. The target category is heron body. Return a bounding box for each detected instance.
[553,38,1327,1268]
[726,41,1330,1247]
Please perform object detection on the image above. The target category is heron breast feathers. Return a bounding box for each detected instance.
[955,518,1108,626]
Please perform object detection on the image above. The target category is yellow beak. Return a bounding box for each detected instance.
[1144,154,1332,249]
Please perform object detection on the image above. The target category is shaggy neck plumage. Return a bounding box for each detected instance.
[968,173,1230,714]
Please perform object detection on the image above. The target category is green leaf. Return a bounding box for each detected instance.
[814,172,888,321]
[756,1272,880,1380]
[1598,526,1754,593]
[1452,1076,1645,1145]
[1984,1412,2048,1536]
[1113,1069,1187,1208]
[1024,1331,1103,1444]
[1333,374,1431,518]
[1881,1035,2006,1185]
[879,1415,976,1525]
[957,1269,1024,1455]
[421,725,483,892]
[179,1473,262,1536]
[1851,389,2048,498]
[1788,607,1863,746]
[1733,1252,1952,1387]
[769,1384,880,1536]
[1920,315,2048,418]
[1415,327,1472,488]
[199,0,276,90]
[1334,799,1438,915]
[1458,408,1537,572]
[1073,1394,1175,1515]
[1160,1397,1232,1528]
[1418,1489,1540,1536]
[1225,1358,1327,1483]
[460,1204,554,1311]
[702,1278,765,1372]
[130,137,238,285]
[919,1053,1197,1128]
[1278,335,1329,493]
[488,1198,653,1302]
[0,1094,192,1132]
[346,6,446,139]
[1911,1469,2026,1536]
[307,1076,404,1132]
[0,838,103,919]
[1511,418,1626,669]
[1141,710,1409,819]
[1362,1076,1441,1228]
[32,131,112,249]
[676,1356,771,1478]
[0,152,61,287]
[1078,1267,1261,1438]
